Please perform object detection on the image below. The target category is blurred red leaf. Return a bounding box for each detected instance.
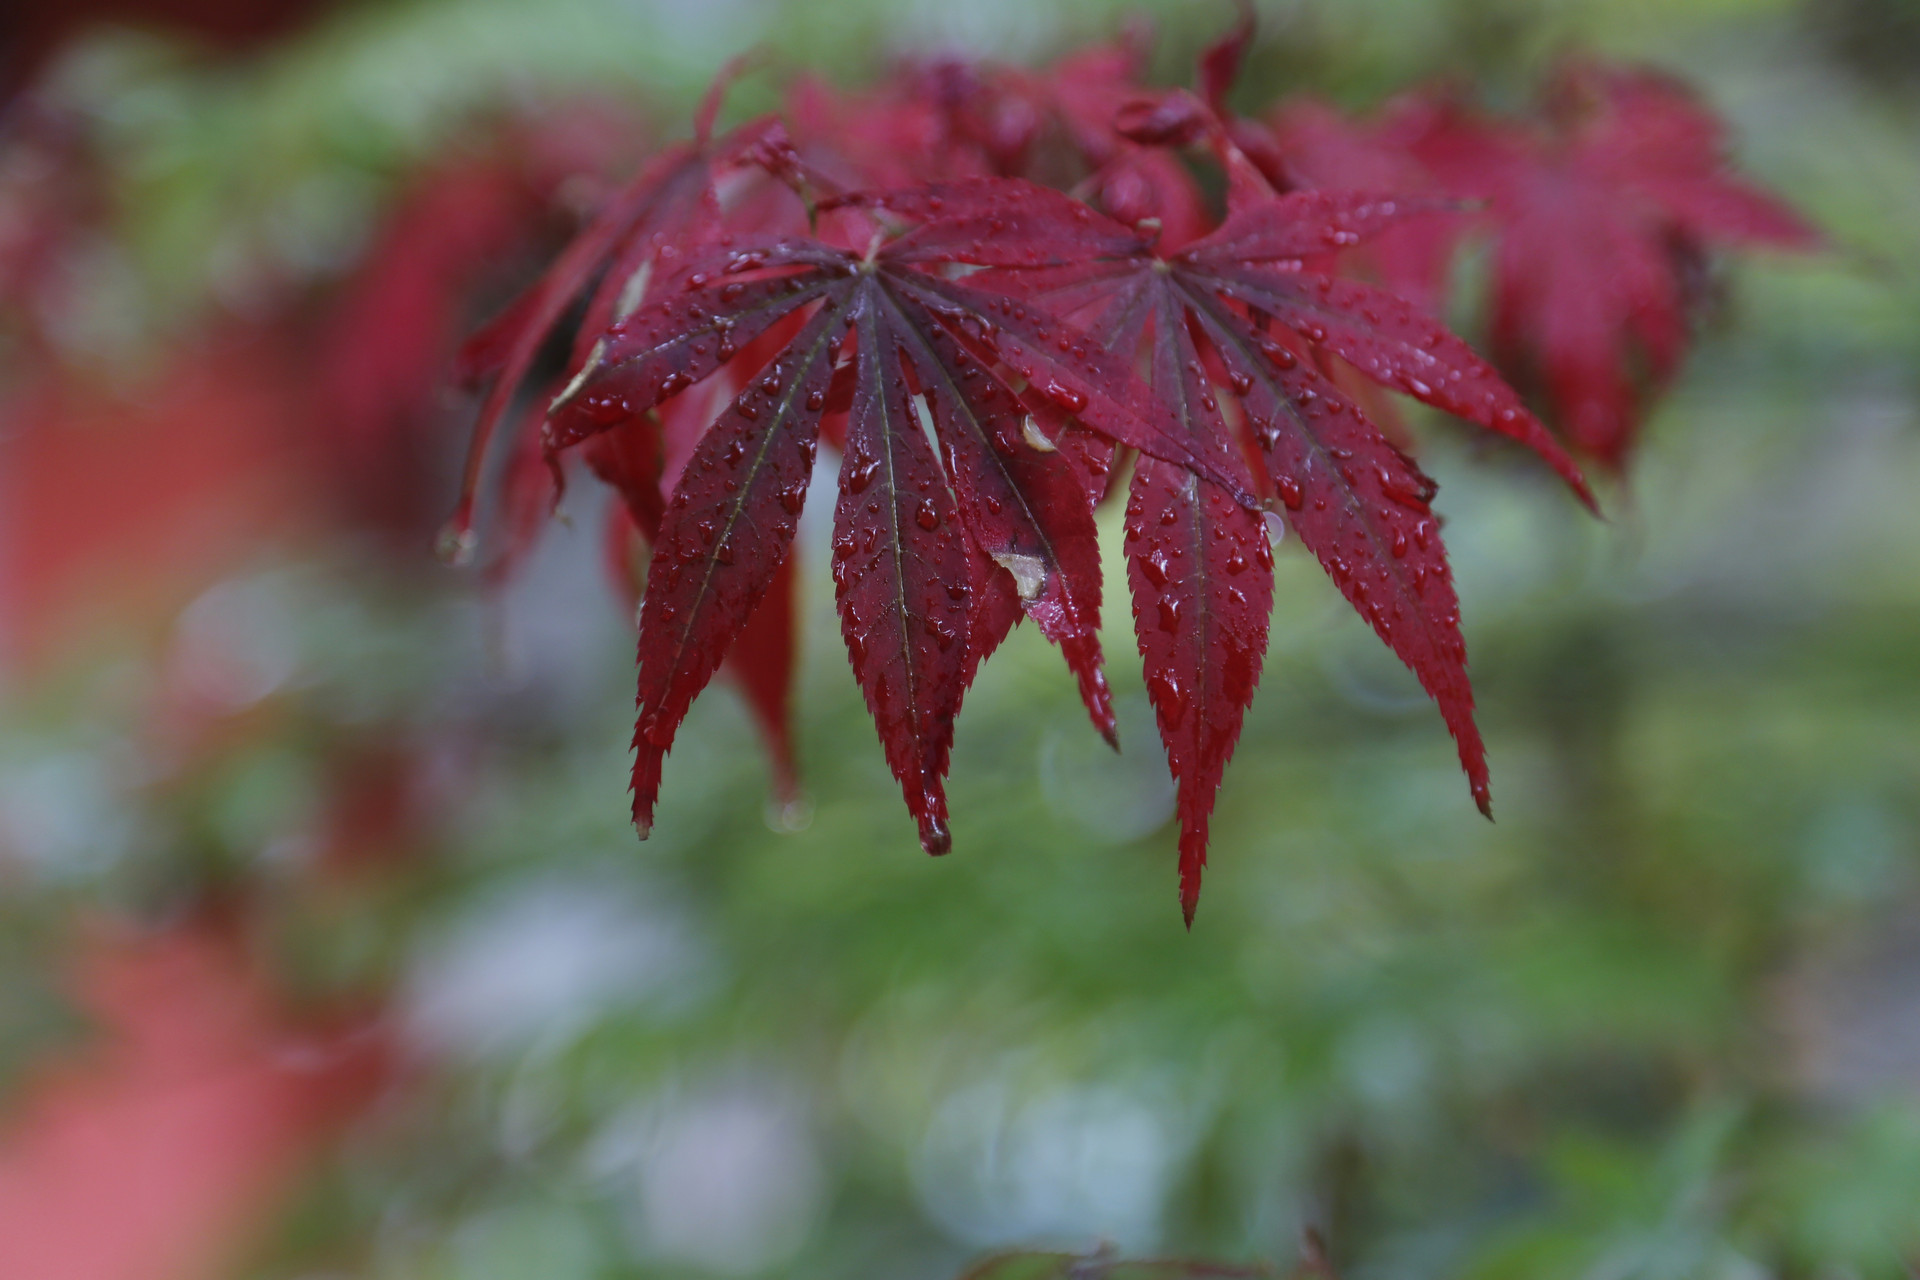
[1208,42,1813,473]
[0,335,316,671]
[0,922,389,1280]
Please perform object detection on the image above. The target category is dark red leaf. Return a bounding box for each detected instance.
[1208,265,1595,507]
[630,300,848,835]
[888,292,1116,746]
[1114,282,1273,922]
[1192,298,1490,816]
[832,292,973,854]
[442,44,1801,917]
[976,179,1539,908]
[602,494,803,810]
[1126,461,1271,926]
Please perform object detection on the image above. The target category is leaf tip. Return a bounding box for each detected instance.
[1571,471,1602,518]
[918,813,953,856]
[434,516,479,567]
[1178,827,1207,927]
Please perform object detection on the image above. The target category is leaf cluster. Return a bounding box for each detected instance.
[451,14,1809,921]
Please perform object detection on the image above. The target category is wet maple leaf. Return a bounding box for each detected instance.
[978,172,1591,920]
[441,71,822,807]
[445,28,1809,922]
[544,176,1260,852]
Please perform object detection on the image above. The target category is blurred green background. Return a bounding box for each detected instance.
[2,0,1919,1278]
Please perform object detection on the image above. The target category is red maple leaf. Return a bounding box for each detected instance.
[544,176,1251,853]
[451,67,1579,916]
[447,27,1813,921]
[973,141,1591,919]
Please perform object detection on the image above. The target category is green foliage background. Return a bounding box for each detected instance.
[5,0,1920,1276]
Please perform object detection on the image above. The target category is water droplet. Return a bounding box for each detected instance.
[765,792,813,833]
[435,521,478,567]
[1378,468,1430,509]
[1276,476,1304,510]
[915,500,941,531]
[919,813,952,856]
[1042,382,1088,414]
